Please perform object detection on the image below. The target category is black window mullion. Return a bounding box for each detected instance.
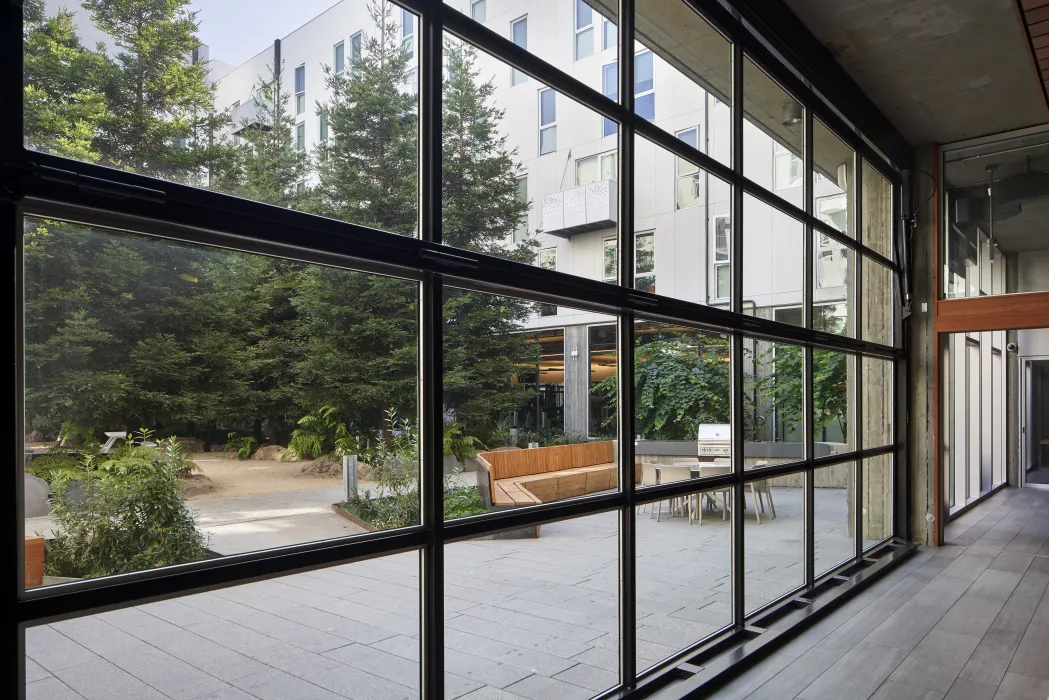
[731,37,746,631]
[803,105,816,588]
[731,331,746,629]
[618,0,637,688]
[854,159,866,560]
[418,6,444,698]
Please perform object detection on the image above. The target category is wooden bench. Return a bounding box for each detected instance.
[478,442,641,506]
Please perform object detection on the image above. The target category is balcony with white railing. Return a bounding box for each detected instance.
[229,96,272,134]
[541,179,618,238]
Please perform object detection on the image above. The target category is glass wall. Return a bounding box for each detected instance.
[16,0,902,697]
[942,130,1049,299]
[942,331,1008,512]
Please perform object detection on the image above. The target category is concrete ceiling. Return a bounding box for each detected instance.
[781,0,1049,145]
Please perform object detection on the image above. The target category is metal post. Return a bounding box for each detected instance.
[731,34,747,630]
[418,4,444,698]
[618,0,637,688]
[803,107,815,587]
[855,160,866,560]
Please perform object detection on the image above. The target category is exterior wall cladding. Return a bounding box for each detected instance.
[212,0,853,437]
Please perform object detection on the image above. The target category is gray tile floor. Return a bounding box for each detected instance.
[710,486,1049,700]
[26,485,856,700]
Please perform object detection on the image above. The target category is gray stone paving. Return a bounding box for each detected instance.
[26,485,858,700]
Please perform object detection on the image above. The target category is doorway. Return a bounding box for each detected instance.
[1021,357,1049,488]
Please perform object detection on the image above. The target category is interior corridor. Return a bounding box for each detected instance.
[706,488,1049,700]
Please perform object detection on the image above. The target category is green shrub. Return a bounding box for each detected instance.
[289,405,351,460]
[45,431,207,579]
[225,432,257,460]
[338,410,487,529]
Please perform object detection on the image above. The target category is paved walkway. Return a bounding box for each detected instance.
[25,485,858,700]
[706,486,1049,700]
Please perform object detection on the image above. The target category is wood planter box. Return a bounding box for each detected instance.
[25,537,44,589]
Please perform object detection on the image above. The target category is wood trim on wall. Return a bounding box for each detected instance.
[933,147,942,546]
[935,291,1049,333]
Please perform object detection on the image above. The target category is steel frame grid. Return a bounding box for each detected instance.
[3,0,912,697]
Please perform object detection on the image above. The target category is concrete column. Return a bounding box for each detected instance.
[563,325,591,436]
[906,146,938,545]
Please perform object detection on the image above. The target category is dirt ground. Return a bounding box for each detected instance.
[186,453,342,501]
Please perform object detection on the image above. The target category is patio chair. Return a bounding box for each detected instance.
[747,461,777,523]
[637,463,659,517]
[694,464,731,525]
[654,465,692,522]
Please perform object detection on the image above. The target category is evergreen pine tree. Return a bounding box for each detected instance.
[23,0,110,161]
[83,0,226,181]
[312,0,417,233]
[440,41,538,437]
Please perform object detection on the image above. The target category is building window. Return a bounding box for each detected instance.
[295,181,305,195]
[635,232,655,293]
[602,51,654,136]
[575,0,594,60]
[539,248,557,316]
[602,63,617,136]
[539,88,556,155]
[511,17,528,85]
[603,18,617,51]
[471,0,486,23]
[514,176,529,242]
[635,50,654,120]
[576,151,617,186]
[603,238,617,282]
[774,142,802,190]
[295,122,305,151]
[816,196,848,288]
[319,113,328,142]
[676,127,701,209]
[817,193,848,234]
[712,216,731,300]
[402,67,417,96]
[294,64,305,115]
[401,8,414,58]
[334,42,345,74]
[349,32,362,66]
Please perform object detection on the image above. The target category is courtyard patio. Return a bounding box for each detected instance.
[25,486,859,700]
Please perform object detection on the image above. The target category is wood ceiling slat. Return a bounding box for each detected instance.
[1035,33,1049,49]
[1036,45,1049,60]
[1027,5,1049,23]
[1023,0,1049,10]
[1029,18,1049,37]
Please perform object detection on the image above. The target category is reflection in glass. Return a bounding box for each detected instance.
[813,119,855,238]
[863,357,894,448]
[744,56,804,200]
[636,486,733,671]
[636,0,733,167]
[814,462,856,576]
[22,216,419,589]
[814,231,854,337]
[862,256,893,345]
[26,552,423,698]
[445,511,619,697]
[745,472,803,614]
[862,161,893,259]
[863,454,894,550]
